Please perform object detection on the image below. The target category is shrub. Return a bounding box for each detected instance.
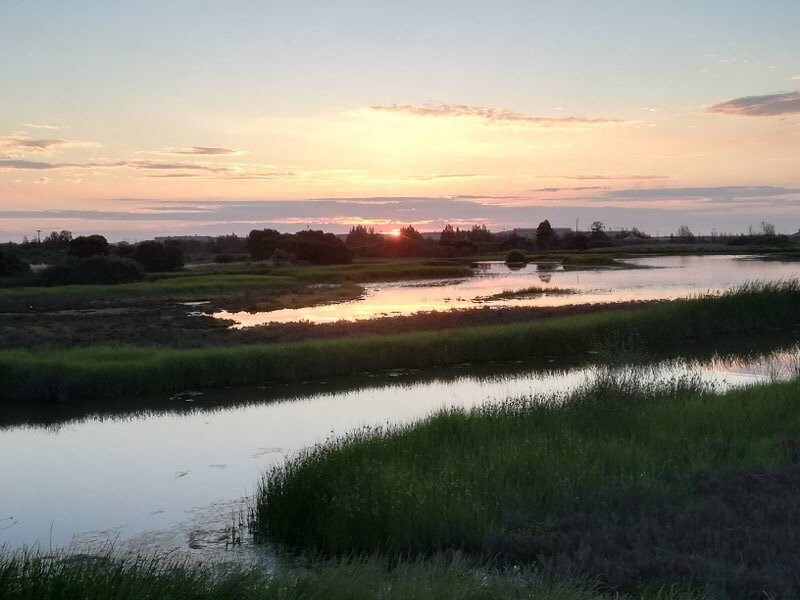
[68,234,109,258]
[133,241,184,272]
[504,249,528,265]
[40,256,145,285]
[0,248,31,277]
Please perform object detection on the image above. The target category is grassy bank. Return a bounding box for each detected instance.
[1,281,798,402]
[0,259,471,311]
[0,551,600,600]
[257,375,800,596]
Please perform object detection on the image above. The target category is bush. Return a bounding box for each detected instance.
[0,248,31,277]
[133,241,184,272]
[40,256,145,285]
[68,234,109,258]
[504,249,528,265]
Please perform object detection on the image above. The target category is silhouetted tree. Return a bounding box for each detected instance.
[247,229,282,260]
[536,220,554,250]
[133,241,184,272]
[69,234,109,258]
[439,224,456,245]
[0,248,31,277]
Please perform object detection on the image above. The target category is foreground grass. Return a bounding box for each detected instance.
[258,375,800,554]
[1,281,797,403]
[0,551,601,600]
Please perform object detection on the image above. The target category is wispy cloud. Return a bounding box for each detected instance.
[0,158,296,180]
[530,186,610,192]
[0,135,96,157]
[792,74,800,81]
[603,185,800,202]
[543,174,671,181]
[149,146,240,156]
[708,92,800,116]
[22,123,61,130]
[368,104,626,127]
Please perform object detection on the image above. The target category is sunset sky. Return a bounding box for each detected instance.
[1,1,799,240]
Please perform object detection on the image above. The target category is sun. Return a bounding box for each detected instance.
[387,228,401,237]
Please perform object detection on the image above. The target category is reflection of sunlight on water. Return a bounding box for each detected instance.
[215,255,800,327]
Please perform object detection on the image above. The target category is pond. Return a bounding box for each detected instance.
[215,255,800,326]
[1,345,798,560]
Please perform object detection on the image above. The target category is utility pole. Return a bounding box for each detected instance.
[36,229,41,243]
[575,218,579,234]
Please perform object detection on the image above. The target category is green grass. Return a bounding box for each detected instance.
[2,281,798,402]
[0,551,601,600]
[0,273,297,299]
[480,285,577,300]
[0,259,471,307]
[257,374,800,556]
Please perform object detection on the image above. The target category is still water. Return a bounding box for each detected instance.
[1,348,798,557]
[216,255,800,326]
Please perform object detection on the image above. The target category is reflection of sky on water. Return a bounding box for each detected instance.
[1,346,797,555]
[216,255,800,326]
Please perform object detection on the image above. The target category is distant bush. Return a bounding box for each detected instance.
[213,253,248,264]
[133,241,184,272]
[68,234,109,258]
[504,249,528,265]
[284,230,351,265]
[0,248,31,277]
[40,256,145,285]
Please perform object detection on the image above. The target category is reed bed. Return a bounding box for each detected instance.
[257,373,800,554]
[1,281,798,403]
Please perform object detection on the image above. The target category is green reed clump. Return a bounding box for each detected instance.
[257,374,800,556]
[0,550,598,600]
[1,281,798,403]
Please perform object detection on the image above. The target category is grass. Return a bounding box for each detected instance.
[0,259,472,311]
[0,550,603,600]
[257,374,800,554]
[251,282,364,311]
[480,285,577,300]
[1,281,798,403]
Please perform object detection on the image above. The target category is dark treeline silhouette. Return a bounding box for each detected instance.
[1,231,187,286]
[247,229,351,264]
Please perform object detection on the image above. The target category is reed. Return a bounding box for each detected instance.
[1,281,798,403]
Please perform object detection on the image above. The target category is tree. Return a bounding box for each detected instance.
[399,225,423,241]
[467,224,493,243]
[676,225,694,242]
[345,225,381,247]
[536,219,554,250]
[247,229,282,260]
[133,241,184,272]
[40,256,144,285]
[69,234,109,258]
[42,230,72,249]
[590,221,605,233]
[0,248,31,277]
[282,230,351,265]
[760,221,776,236]
[439,224,456,245]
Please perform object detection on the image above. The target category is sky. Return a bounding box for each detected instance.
[1,0,799,241]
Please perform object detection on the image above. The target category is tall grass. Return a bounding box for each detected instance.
[1,281,798,402]
[257,374,800,555]
[0,550,599,600]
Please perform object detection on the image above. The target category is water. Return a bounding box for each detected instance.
[215,255,800,326]
[1,347,797,558]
